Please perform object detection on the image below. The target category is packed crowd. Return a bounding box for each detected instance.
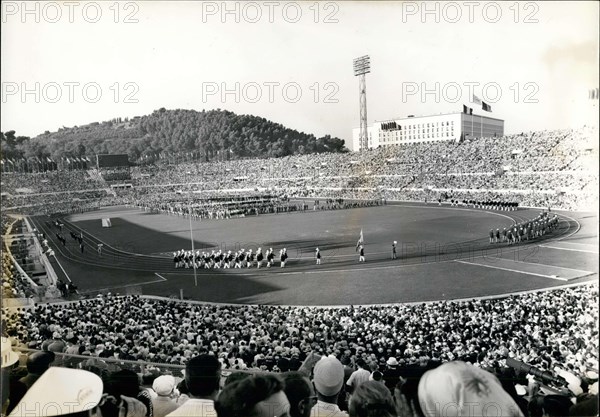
[1,219,37,299]
[2,285,596,375]
[1,127,597,215]
[1,283,598,416]
[1,170,105,195]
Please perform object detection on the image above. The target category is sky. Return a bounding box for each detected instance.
[1,1,598,150]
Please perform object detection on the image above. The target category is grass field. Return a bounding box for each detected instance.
[31,203,598,305]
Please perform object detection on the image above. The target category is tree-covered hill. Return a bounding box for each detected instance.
[2,108,347,163]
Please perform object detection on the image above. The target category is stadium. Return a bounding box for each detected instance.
[1,2,599,415]
[2,120,599,415]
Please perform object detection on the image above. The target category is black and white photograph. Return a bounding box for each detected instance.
[1,1,598,416]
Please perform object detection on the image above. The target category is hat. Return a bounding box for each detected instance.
[9,367,103,417]
[313,355,344,396]
[1,337,19,368]
[153,375,176,396]
[386,357,399,366]
[418,361,524,417]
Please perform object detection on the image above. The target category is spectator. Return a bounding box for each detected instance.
[12,350,55,410]
[283,371,317,417]
[369,371,383,383]
[568,394,598,416]
[224,371,251,387]
[382,357,401,393]
[312,355,349,417]
[348,380,397,417]
[418,361,524,417]
[528,394,573,417]
[347,358,371,394]
[106,369,153,417]
[1,337,20,415]
[166,354,220,417]
[215,374,289,417]
[151,375,179,417]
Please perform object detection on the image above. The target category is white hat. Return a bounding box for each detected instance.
[387,357,399,366]
[153,375,176,396]
[1,337,19,368]
[9,367,103,417]
[313,355,344,396]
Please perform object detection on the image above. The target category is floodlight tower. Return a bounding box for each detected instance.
[353,55,371,151]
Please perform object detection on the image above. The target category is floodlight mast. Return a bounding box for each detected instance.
[353,55,371,151]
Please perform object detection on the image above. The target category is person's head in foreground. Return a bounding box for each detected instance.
[185,354,221,399]
[313,355,345,402]
[348,380,397,417]
[418,361,524,417]
[283,371,316,417]
[215,373,289,417]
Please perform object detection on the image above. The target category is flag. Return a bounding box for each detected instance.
[463,104,468,114]
[355,229,364,251]
[472,94,482,105]
[482,102,492,112]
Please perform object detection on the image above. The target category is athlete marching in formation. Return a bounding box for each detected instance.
[267,248,274,267]
[391,241,397,259]
[315,248,321,265]
[256,248,264,268]
[358,245,365,263]
[280,248,288,268]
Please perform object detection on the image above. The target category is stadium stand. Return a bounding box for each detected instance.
[0,127,597,215]
[1,127,598,416]
[1,284,598,416]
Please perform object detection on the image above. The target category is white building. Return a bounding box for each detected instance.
[352,111,504,151]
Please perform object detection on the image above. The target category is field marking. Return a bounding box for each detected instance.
[154,273,168,281]
[78,274,167,294]
[540,245,598,254]
[553,241,598,247]
[161,262,421,277]
[61,217,168,259]
[553,212,581,241]
[488,258,595,274]
[455,260,571,281]
[388,203,518,224]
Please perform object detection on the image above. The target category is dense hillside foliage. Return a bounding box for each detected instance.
[1,108,347,163]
